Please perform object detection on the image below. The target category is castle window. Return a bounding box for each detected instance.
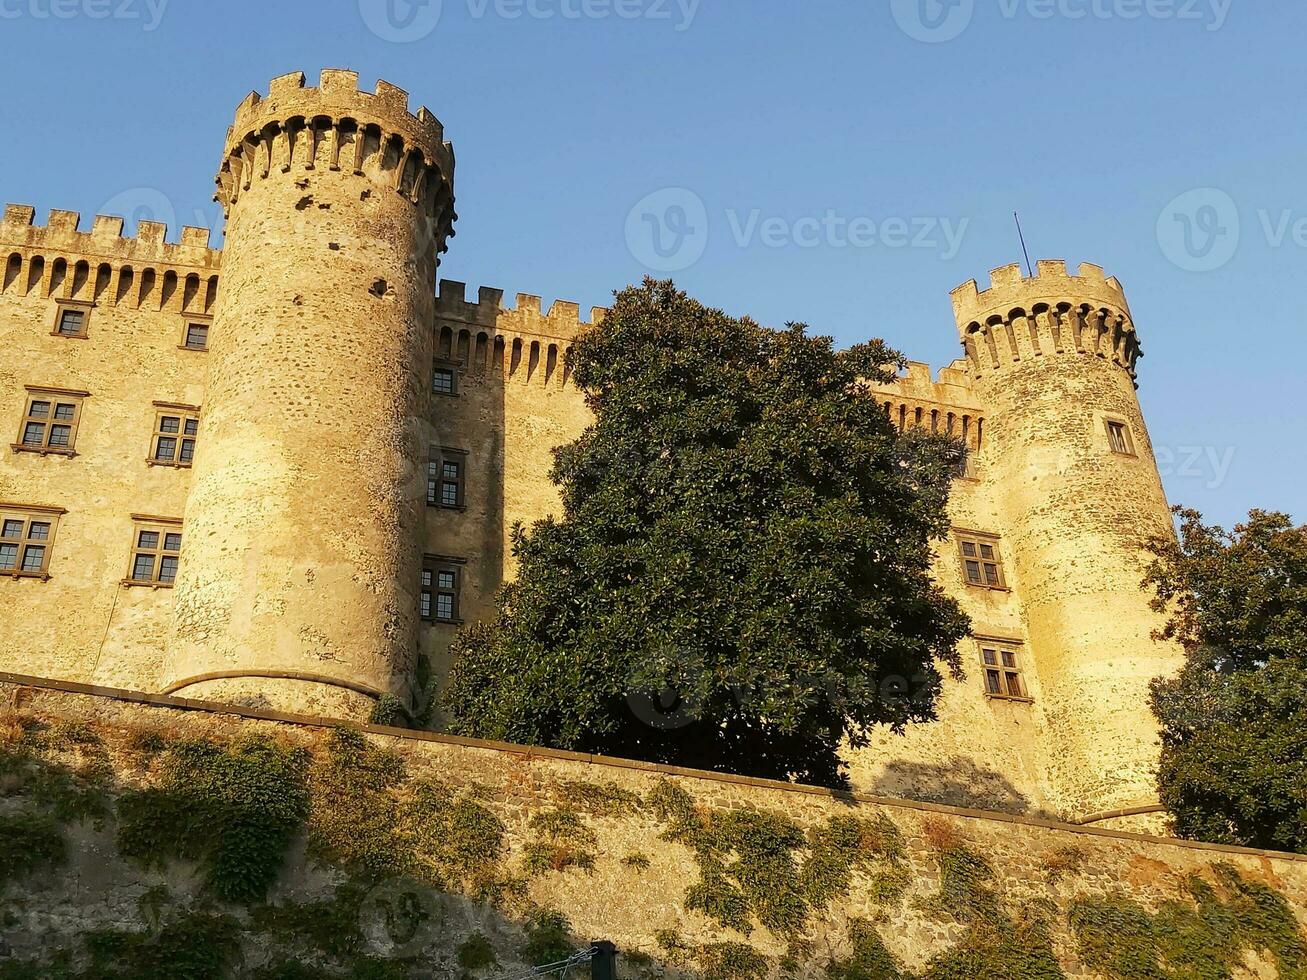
[14,388,86,456]
[0,505,63,579]
[957,530,1006,589]
[125,517,183,587]
[428,448,467,508]
[149,404,200,467]
[181,321,210,351]
[979,642,1030,702]
[422,556,464,623]
[433,362,459,396]
[1106,419,1135,456]
[52,301,91,339]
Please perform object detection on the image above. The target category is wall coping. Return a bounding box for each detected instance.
[3,670,1304,866]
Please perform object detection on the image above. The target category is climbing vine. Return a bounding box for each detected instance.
[116,734,311,904]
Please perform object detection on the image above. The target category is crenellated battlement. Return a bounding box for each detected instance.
[214,70,456,254]
[434,280,607,389]
[871,359,987,452]
[950,260,1141,382]
[951,260,1130,329]
[435,279,607,340]
[1,204,220,269]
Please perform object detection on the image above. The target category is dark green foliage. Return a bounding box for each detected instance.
[522,908,574,966]
[308,728,409,879]
[368,695,407,728]
[251,883,368,960]
[0,729,109,824]
[825,920,906,979]
[0,811,65,884]
[457,932,498,970]
[1069,863,1307,979]
[307,730,508,897]
[648,780,906,936]
[445,279,969,786]
[523,806,597,875]
[698,942,770,980]
[80,911,242,980]
[116,735,311,904]
[1145,508,1307,852]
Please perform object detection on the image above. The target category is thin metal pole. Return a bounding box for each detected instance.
[1014,211,1033,278]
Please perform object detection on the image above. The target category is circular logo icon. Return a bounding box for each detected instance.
[359,0,443,42]
[1157,188,1240,272]
[890,0,975,43]
[98,187,179,236]
[358,879,443,958]
[625,188,709,273]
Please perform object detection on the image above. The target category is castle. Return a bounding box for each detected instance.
[0,69,1183,834]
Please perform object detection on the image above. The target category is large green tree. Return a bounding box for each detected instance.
[1146,507,1307,853]
[444,280,969,786]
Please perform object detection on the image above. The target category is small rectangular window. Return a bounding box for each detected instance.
[14,388,86,455]
[427,448,467,508]
[149,405,200,467]
[1106,419,1135,456]
[0,506,62,578]
[433,363,458,396]
[52,302,91,339]
[979,642,1028,701]
[421,556,464,623]
[125,518,183,587]
[183,322,209,351]
[957,531,1006,590]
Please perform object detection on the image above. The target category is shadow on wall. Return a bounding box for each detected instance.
[871,756,1054,819]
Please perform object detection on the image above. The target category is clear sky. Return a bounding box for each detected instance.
[0,0,1297,527]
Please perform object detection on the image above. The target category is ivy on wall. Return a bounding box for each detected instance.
[1,711,1306,980]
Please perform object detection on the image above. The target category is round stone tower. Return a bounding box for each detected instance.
[951,260,1184,827]
[164,69,456,719]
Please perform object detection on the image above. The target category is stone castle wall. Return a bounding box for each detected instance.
[1,676,1304,979]
[0,69,1186,829]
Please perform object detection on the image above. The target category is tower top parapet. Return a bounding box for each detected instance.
[950,260,1130,334]
[223,69,452,176]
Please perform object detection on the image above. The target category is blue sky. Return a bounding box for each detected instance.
[0,0,1297,527]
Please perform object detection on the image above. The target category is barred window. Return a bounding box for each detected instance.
[15,389,86,455]
[427,448,467,508]
[1106,419,1135,456]
[957,531,1005,589]
[980,643,1029,701]
[149,405,200,466]
[126,519,182,587]
[0,507,61,578]
[422,557,464,623]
